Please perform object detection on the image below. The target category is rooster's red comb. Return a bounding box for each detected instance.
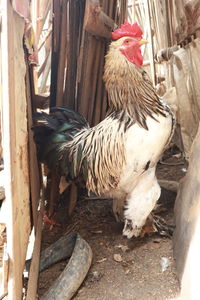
[112,21,143,40]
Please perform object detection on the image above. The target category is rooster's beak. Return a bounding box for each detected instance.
[138,39,148,46]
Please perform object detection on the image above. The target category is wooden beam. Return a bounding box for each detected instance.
[26,64,41,228]
[84,0,116,39]
[1,1,31,299]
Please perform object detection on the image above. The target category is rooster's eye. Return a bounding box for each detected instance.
[124,40,130,44]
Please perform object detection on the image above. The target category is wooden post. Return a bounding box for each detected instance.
[55,0,68,106]
[50,0,61,107]
[144,0,156,86]
[26,190,44,300]
[1,1,31,299]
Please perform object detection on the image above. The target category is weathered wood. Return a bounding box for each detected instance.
[174,125,200,299]
[50,0,62,107]
[38,51,50,78]
[38,26,52,52]
[144,0,156,86]
[84,0,115,39]
[26,64,41,228]
[64,0,85,110]
[39,51,51,94]
[1,1,31,299]
[91,42,106,125]
[31,0,51,46]
[26,193,44,300]
[55,0,68,106]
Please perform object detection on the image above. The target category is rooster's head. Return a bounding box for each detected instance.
[111,21,147,67]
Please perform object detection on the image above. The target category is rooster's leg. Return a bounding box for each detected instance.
[48,171,61,216]
[123,168,161,239]
[112,197,125,222]
[39,211,61,230]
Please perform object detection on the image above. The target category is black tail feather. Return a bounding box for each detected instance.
[32,107,89,176]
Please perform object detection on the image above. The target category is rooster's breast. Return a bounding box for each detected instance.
[118,112,173,193]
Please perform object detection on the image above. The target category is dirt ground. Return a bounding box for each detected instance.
[37,151,186,300]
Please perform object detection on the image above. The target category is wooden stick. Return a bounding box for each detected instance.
[38,26,52,52]
[64,0,81,109]
[1,2,31,297]
[26,189,44,300]
[35,0,51,46]
[26,63,41,228]
[55,0,68,106]
[144,0,156,86]
[38,48,51,77]
[50,0,61,107]
[39,50,51,94]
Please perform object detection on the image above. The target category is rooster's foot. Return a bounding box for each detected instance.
[112,198,125,223]
[39,211,61,230]
[123,214,174,239]
[151,213,174,237]
[123,219,142,239]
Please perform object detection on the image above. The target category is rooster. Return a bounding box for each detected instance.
[33,22,175,239]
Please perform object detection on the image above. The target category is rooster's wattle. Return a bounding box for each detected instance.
[33,22,175,238]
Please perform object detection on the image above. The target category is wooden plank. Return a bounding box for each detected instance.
[1,2,31,299]
[26,64,41,228]
[144,0,156,85]
[26,194,44,300]
[174,126,200,298]
[50,0,61,107]
[55,0,68,106]
[64,0,85,110]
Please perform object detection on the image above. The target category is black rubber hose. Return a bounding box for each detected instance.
[26,233,93,300]
[39,232,79,272]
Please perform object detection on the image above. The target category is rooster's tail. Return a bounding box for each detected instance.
[33,107,89,176]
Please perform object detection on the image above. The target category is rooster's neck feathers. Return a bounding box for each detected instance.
[104,42,167,129]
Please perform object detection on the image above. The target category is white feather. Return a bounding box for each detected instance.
[110,111,173,238]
